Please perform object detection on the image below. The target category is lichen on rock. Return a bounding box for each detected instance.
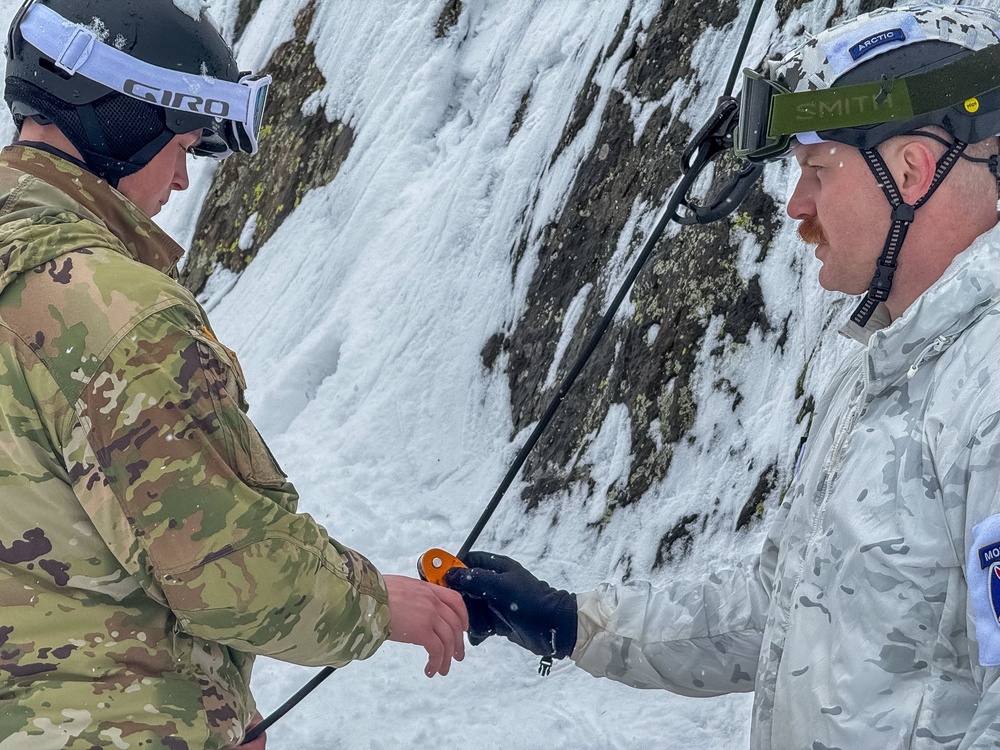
[181,2,354,295]
[493,0,818,576]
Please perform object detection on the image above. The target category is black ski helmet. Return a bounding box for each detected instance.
[4,0,267,184]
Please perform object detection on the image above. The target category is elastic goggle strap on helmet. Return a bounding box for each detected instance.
[851,138,967,327]
[18,2,271,158]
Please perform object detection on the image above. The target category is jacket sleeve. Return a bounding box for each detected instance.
[957,411,1000,748]
[571,551,771,696]
[65,304,390,668]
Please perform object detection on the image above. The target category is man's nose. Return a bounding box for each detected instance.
[786,177,815,220]
[173,155,190,192]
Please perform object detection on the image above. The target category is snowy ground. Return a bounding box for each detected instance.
[0,0,867,746]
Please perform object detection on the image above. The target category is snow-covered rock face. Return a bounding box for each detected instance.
[179,2,354,295]
[502,0,791,568]
[3,0,879,745]
[175,0,834,579]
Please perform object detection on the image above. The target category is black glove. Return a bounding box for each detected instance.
[444,551,577,660]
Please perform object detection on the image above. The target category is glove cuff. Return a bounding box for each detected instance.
[553,592,578,659]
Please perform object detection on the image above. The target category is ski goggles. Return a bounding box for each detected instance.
[185,72,272,158]
[17,2,271,158]
[734,43,1000,162]
[734,70,795,162]
[734,67,923,162]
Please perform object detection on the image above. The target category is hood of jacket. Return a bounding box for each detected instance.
[0,145,184,297]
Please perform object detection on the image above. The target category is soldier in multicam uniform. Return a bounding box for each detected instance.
[446,5,1000,749]
[0,1,466,748]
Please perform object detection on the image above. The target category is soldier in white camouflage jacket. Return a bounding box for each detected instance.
[447,6,1000,748]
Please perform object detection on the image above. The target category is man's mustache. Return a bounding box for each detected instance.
[798,217,828,245]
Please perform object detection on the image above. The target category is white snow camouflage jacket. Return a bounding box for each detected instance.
[572,223,1000,749]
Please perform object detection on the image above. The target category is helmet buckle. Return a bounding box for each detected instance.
[870,260,897,302]
[874,74,894,105]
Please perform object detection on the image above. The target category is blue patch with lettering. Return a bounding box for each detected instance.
[991,565,1000,626]
[969,517,1000,666]
[981,541,1000,570]
[850,28,906,61]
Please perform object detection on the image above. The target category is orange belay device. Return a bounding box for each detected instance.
[418,547,466,586]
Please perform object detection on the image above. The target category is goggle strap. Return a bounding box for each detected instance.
[19,3,258,128]
[769,43,1000,139]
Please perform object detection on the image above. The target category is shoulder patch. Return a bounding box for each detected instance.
[968,516,1000,666]
[990,564,1000,626]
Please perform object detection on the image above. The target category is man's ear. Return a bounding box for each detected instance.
[891,138,940,204]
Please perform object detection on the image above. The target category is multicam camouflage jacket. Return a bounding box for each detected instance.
[573,223,1000,749]
[0,146,391,749]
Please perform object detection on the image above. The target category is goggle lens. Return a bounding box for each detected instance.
[227,74,272,156]
[253,80,269,134]
[189,129,233,159]
[193,74,271,159]
[735,69,792,162]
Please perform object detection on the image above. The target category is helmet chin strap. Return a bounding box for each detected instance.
[962,148,1000,198]
[851,139,967,327]
[925,131,1000,196]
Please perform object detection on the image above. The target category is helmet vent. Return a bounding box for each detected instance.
[38,58,72,81]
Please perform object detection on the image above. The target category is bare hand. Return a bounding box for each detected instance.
[384,574,468,677]
[240,712,266,748]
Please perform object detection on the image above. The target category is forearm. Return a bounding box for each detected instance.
[572,564,766,696]
[161,491,391,666]
[72,306,390,666]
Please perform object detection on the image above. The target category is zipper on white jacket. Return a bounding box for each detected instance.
[788,353,871,609]
[820,352,872,503]
[771,352,871,742]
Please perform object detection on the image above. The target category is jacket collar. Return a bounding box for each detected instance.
[0,144,184,275]
[841,221,1000,393]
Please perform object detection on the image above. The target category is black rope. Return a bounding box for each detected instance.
[243,0,767,742]
[459,169,692,559]
[725,0,767,98]
[241,668,333,742]
[459,0,766,560]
